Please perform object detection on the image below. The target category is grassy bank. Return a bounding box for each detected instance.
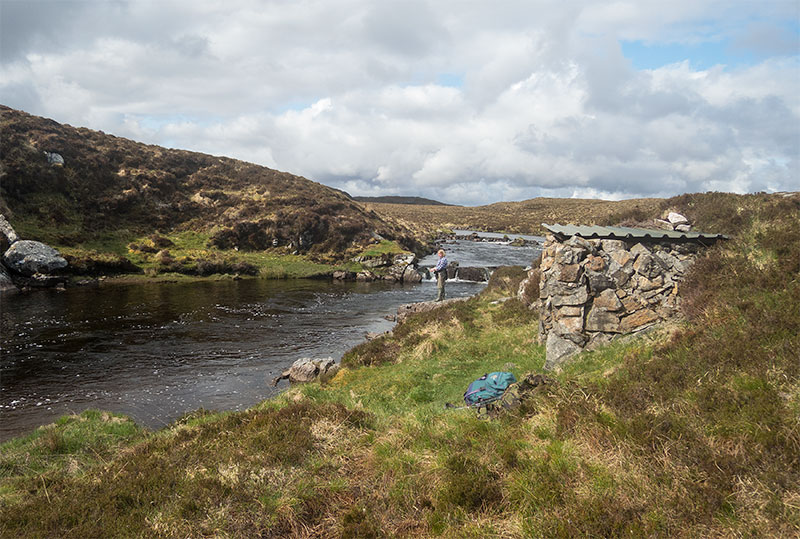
[27,228,413,283]
[1,195,797,537]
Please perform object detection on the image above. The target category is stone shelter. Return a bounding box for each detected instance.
[538,223,727,370]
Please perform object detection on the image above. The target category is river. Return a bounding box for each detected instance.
[0,235,542,441]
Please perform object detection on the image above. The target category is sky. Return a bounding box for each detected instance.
[1,0,798,206]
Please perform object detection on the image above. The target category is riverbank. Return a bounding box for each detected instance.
[1,194,797,537]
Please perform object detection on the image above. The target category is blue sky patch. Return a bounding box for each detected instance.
[621,39,755,70]
[436,72,464,87]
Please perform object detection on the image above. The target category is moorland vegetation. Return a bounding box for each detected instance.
[1,191,797,537]
[0,106,423,279]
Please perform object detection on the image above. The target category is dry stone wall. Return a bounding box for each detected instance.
[538,234,701,370]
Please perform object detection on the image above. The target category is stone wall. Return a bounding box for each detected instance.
[538,234,701,370]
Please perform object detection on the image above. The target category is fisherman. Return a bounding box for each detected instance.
[431,249,448,301]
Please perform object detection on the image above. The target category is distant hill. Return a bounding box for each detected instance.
[361,197,664,236]
[352,196,453,206]
[361,192,791,237]
[0,106,422,260]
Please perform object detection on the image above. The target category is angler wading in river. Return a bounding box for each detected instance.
[431,249,448,302]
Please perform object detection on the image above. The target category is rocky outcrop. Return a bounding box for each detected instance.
[339,252,423,283]
[539,234,701,370]
[3,240,68,276]
[272,357,340,386]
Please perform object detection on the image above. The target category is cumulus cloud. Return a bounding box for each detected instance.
[1,0,797,205]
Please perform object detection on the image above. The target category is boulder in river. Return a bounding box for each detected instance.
[402,264,423,283]
[272,357,340,386]
[456,266,489,282]
[3,240,68,276]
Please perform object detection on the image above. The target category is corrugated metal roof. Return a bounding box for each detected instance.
[542,223,728,243]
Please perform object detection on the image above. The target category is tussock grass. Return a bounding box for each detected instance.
[1,193,797,537]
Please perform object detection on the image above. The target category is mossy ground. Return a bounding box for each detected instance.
[1,195,797,537]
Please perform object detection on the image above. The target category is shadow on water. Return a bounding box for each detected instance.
[1,238,542,441]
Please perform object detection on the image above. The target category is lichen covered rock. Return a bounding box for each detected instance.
[3,240,68,276]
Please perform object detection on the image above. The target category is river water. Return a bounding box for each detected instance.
[0,236,542,441]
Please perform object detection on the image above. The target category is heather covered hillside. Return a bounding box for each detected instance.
[0,106,421,269]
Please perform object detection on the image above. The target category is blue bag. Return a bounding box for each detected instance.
[463,372,517,406]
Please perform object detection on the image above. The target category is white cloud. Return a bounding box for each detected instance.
[1,0,797,205]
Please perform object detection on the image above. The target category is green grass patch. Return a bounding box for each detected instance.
[359,239,408,258]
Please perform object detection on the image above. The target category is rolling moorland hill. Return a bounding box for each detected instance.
[365,197,667,236]
[352,195,451,206]
[0,106,422,270]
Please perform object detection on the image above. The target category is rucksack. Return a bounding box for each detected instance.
[463,372,517,406]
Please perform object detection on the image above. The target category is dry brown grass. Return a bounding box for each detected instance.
[364,197,663,235]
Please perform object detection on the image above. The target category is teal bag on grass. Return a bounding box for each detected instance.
[463,372,517,406]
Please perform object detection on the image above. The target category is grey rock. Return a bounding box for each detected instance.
[611,269,631,287]
[402,265,423,283]
[554,314,583,335]
[361,254,393,268]
[593,289,623,311]
[637,274,664,292]
[585,306,621,332]
[272,357,340,386]
[601,239,627,252]
[566,235,594,253]
[0,262,18,294]
[633,253,666,279]
[629,243,651,258]
[557,263,583,283]
[544,332,582,370]
[556,305,583,317]
[555,246,584,265]
[456,266,489,282]
[654,250,680,271]
[610,249,634,269]
[3,240,68,276]
[550,284,589,306]
[0,215,19,252]
[675,224,692,233]
[445,261,459,280]
[541,274,586,299]
[653,219,674,230]
[586,271,615,295]
[673,256,694,274]
[393,253,417,266]
[667,212,689,225]
[395,297,470,322]
[44,151,64,165]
